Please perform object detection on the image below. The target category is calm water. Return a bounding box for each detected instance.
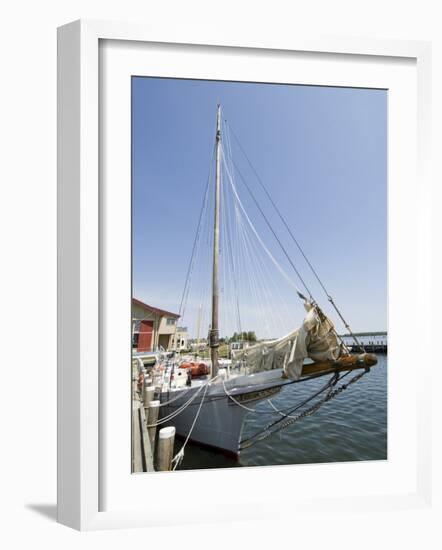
[175,355,387,470]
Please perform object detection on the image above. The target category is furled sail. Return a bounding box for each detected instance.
[232,301,342,380]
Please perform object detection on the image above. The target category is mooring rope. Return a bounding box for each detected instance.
[146,381,206,427]
[171,374,220,469]
[156,381,199,408]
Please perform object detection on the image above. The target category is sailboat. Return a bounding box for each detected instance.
[151,105,377,462]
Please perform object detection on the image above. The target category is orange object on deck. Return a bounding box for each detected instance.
[180,361,210,378]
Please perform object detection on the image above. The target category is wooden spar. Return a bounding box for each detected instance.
[299,352,378,378]
[210,105,221,378]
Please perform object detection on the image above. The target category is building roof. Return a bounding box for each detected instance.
[132,297,180,318]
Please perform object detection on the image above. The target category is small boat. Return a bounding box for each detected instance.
[146,105,377,462]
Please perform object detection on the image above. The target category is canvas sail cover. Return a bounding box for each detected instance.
[232,301,342,380]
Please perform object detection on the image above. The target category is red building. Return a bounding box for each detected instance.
[132,298,180,352]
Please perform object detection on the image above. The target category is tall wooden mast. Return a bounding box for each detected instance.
[210,105,221,378]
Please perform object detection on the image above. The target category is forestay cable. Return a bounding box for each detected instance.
[222,154,304,299]
[225,120,364,351]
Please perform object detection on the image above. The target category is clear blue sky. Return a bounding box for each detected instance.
[132,77,387,338]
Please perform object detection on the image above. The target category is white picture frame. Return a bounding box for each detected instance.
[57,19,433,531]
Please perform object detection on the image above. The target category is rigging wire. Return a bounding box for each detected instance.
[237,198,286,337]
[235,199,274,338]
[173,143,216,345]
[224,119,364,352]
[220,165,243,337]
[223,142,314,302]
[228,125,294,337]
[226,155,295,338]
[224,121,292,338]
[239,369,372,450]
[222,153,305,299]
[222,124,244,338]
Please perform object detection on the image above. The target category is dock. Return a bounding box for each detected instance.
[346,343,387,353]
[340,332,388,354]
[132,378,176,473]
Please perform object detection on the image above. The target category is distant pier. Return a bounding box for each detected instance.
[340,332,387,354]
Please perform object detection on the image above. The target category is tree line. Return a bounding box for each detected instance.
[222,331,257,343]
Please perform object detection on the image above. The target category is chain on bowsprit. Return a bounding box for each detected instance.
[239,368,370,451]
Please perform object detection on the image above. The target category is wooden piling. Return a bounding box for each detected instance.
[147,400,160,455]
[157,426,176,471]
[132,400,154,472]
[139,401,154,472]
[143,385,155,408]
[132,400,143,473]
